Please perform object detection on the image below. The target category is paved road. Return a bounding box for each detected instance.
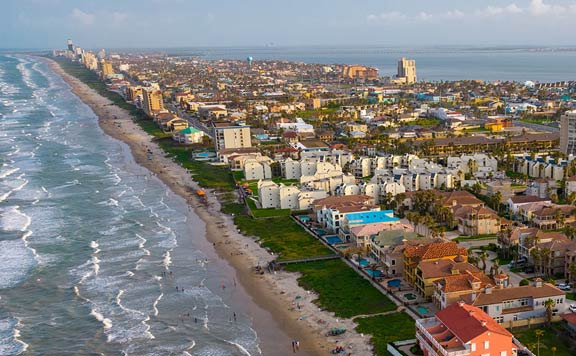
[514,121,559,133]
[171,104,214,138]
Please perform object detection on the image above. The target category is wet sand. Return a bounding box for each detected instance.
[44,57,374,356]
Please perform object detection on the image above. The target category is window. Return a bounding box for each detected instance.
[513,315,518,321]
[471,343,476,352]
[500,352,507,356]
[484,341,489,350]
[392,260,396,266]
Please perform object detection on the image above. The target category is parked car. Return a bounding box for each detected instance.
[556,283,571,291]
[523,265,535,273]
[569,304,576,313]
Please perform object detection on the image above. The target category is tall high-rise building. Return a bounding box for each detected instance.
[142,88,164,118]
[100,60,114,77]
[212,122,252,151]
[67,39,74,51]
[396,58,417,84]
[560,110,576,156]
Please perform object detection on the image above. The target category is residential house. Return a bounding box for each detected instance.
[312,195,377,234]
[507,195,551,216]
[518,230,574,276]
[416,302,518,356]
[416,257,479,299]
[172,127,205,144]
[433,270,494,310]
[455,206,509,236]
[472,279,567,327]
[403,241,468,287]
[342,210,400,244]
[369,230,424,277]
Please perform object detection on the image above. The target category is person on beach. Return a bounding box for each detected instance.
[233,312,236,322]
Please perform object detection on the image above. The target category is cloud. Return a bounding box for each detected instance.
[528,0,576,16]
[416,12,433,21]
[71,8,95,26]
[445,9,465,19]
[476,3,523,17]
[366,1,576,25]
[367,11,407,23]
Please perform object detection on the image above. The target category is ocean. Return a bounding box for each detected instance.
[0,55,261,355]
[187,46,576,82]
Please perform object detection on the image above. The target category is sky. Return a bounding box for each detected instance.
[2,0,576,49]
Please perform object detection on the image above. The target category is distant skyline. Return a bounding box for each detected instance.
[3,0,576,49]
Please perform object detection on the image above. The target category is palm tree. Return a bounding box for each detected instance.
[551,346,557,356]
[490,260,500,277]
[531,249,542,276]
[569,263,576,284]
[544,298,556,327]
[478,251,489,273]
[535,329,545,356]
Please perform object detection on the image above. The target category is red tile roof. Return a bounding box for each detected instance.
[405,241,468,260]
[435,302,512,343]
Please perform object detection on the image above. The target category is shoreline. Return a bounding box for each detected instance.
[43,57,374,356]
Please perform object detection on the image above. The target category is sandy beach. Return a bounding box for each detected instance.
[44,57,374,356]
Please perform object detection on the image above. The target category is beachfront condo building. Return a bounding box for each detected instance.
[212,122,252,151]
[396,58,417,84]
[100,60,114,77]
[560,110,576,156]
[142,88,164,118]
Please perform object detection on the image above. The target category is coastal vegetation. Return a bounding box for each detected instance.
[285,259,396,318]
[354,313,416,356]
[234,214,332,260]
[513,325,573,356]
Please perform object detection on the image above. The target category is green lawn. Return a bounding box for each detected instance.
[461,127,489,133]
[355,313,416,356]
[245,197,291,218]
[410,118,442,127]
[513,325,574,356]
[285,259,396,318]
[234,215,331,260]
[232,171,244,182]
[221,202,246,216]
[453,234,497,242]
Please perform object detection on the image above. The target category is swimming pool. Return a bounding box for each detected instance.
[193,151,216,161]
[298,215,311,222]
[404,293,417,300]
[365,269,383,277]
[417,306,430,315]
[325,235,343,245]
[387,279,401,288]
[314,228,327,236]
[358,258,369,267]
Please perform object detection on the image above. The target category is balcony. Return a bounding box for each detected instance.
[416,318,470,356]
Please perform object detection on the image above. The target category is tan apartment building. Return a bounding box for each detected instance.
[100,60,114,77]
[212,122,252,151]
[142,87,164,118]
[560,110,576,156]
